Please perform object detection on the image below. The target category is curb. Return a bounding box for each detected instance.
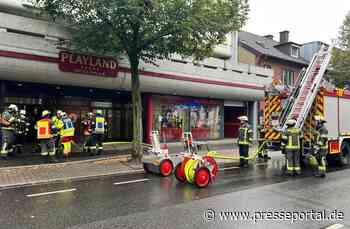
[0,167,145,190]
[0,154,132,171]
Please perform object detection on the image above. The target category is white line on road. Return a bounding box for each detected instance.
[26,188,77,198]
[325,224,344,229]
[219,166,240,171]
[113,178,150,186]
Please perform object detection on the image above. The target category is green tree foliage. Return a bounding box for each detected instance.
[35,0,249,160]
[331,12,350,88]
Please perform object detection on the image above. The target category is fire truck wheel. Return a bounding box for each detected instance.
[175,163,186,183]
[195,167,210,188]
[339,142,350,166]
[160,159,173,177]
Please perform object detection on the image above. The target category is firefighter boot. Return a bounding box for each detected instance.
[49,155,58,163]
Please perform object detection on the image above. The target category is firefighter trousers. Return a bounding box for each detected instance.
[285,149,301,175]
[239,144,249,167]
[315,148,327,176]
[39,138,55,157]
[92,133,104,154]
[257,140,268,159]
[1,129,15,157]
[83,135,93,152]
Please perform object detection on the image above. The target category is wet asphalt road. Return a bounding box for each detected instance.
[0,152,349,229]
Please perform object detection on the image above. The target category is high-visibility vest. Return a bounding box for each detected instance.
[61,117,75,137]
[282,127,300,150]
[94,116,105,134]
[37,118,52,139]
[238,125,253,145]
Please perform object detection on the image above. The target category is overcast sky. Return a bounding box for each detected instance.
[243,0,350,44]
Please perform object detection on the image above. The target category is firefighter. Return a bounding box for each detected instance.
[82,112,94,154]
[92,110,107,155]
[61,112,75,156]
[312,116,328,177]
[1,104,19,159]
[13,109,30,154]
[281,119,301,175]
[257,125,270,162]
[52,110,64,152]
[237,116,253,168]
[37,110,56,163]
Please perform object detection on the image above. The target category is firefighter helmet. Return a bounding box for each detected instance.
[96,110,103,115]
[42,110,50,117]
[8,104,18,112]
[238,116,248,122]
[57,110,63,117]
[315,115,326,123]
[286,119,297,126]
[20,110,26,115]
[87,112,93,117]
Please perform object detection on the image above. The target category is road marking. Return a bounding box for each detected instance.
[26,188,77,198]
[219,166,240,171]
[325,224,344,229]
[113,178,150,186]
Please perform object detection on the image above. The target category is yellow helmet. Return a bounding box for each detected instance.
[42,110,50,117]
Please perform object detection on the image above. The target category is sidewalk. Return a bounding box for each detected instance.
[0,141,258,189]
[0,156,143,189]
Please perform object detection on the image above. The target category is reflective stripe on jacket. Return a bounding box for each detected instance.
[282,127,301,150]
[314,126,328,149]
[238,124,253,145]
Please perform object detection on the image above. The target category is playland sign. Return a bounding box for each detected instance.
[59,51,119,77]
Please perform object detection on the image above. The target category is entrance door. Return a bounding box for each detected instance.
[224,106,245,138]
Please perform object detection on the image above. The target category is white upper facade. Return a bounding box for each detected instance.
[0,0,272,101]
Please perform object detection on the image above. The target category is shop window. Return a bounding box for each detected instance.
[152,96,223,142]
[190,105,221,140]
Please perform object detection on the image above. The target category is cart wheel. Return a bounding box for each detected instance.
[160,159,173,177]
[175,162,186,182]
[203,156,218,178]
[195,167,210,188]
[143,163,150,173]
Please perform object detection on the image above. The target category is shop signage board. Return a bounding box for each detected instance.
[59,51,119,77]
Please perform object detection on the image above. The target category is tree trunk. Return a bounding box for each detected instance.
[130,57,143,161]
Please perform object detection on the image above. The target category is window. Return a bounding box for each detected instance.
[152,95,223,141]
[291,46,299,58]
[282,69,294,86]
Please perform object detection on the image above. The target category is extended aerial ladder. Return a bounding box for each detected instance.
[277,45,333,132]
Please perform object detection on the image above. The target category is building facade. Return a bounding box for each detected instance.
[237,30,310,122]
[238,31,308,87]
[0,0,272,144]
